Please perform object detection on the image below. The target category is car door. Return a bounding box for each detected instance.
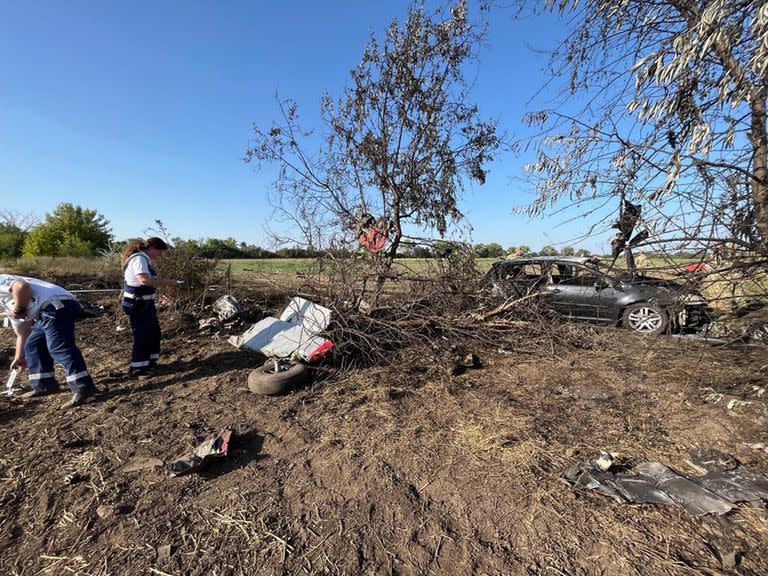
[545,266,615,322]
[489,261,528,297]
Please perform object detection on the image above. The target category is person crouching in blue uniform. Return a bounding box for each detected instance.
[120,237,180,378]
[1,274,98,408]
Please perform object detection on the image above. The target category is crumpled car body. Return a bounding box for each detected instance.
[486,256,710,333]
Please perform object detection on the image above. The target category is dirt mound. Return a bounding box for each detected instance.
[1,292,766,575]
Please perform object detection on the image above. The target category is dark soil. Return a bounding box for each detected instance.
[1,287,767,576]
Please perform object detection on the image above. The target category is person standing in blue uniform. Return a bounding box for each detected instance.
[120,237,179,378]
[1,274,98,408]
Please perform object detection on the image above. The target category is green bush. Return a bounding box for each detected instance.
[154,243,220,306]
[23,203,112,257]
[0,224,26,258]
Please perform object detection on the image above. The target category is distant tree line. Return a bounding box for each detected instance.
[470,243,591,258]
[399,242,591,258]
[0,203,594,260]
[168,238,326,259]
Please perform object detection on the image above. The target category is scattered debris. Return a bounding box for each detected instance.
[229,297,334,362]
[563,448,768,516]
[117,457,164,474]
[699,386,767,419]
[5,368,19,397]
[356,212,392,253]
[593,451,615,472]
[609,199,643,258]
[169,429,232,477]
[706,303,768,345]
[63,473,88,485]
[96,505,113,520]
[450,349,482,376]
[684,262,713,274]
[212,295,242,321]
[156,544,174,562]
[77,301,105,319]
[198,317,219,331]
[727,399,753,411]
[96,503,135,520]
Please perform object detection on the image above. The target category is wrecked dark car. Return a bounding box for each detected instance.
[485,256,709,334]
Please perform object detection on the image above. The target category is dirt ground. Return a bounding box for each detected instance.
[1,282,767,576]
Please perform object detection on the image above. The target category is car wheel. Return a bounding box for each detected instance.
[622,302,668,334]
[247,360,311,395]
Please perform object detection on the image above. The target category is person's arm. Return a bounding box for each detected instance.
[9,279,32,319]
[136,273,179,288]
[10,320,31,369]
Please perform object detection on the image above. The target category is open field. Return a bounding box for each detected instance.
[0,270,767,575]
[219,257,503,276]
[0,253,719,279]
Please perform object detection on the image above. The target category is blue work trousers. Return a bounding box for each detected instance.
[25,300,96,394]
[122,299,161,373]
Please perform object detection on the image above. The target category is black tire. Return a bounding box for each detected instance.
[247,360,310,395]
[621,302,669,335]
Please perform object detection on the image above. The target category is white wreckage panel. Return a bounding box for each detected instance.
[229,297,333,362]
[279,296,332,333]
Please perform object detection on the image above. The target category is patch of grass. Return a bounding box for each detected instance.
[452,420,509,453]
[220,257,500,276]
[395,257,498,275]
[219,258,318,274]
[0,256,121,284]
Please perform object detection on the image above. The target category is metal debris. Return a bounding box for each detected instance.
[118,457,164,474]
[563,448,768,516]
[169,429,232,477]
[212,295,242,321]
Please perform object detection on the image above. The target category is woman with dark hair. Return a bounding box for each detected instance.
[120,237,179,378]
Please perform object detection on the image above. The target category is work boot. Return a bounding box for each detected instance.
[130,368,156,380]
[61,390,97,410]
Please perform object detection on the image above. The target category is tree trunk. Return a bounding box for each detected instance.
[625,247,636,277]
[749,89,768,251]
[373,214,401,305]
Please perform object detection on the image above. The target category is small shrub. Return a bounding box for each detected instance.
[155,243,219,308]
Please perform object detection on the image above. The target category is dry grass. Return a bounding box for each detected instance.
[0,256,120,283]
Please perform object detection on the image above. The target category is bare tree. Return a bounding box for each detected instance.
[0,209,38,232]
[0,210,38,258]
[246,0,501,269]
[520,0,768,255]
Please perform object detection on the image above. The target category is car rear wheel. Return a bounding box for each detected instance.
[622,302,668,334]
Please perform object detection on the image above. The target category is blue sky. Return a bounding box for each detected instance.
[0,1,613,253]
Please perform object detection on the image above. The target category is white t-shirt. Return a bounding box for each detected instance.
[124,251,155,287]
[0,274,74,328]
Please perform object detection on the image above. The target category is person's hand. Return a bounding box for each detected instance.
[10,356,27,370]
